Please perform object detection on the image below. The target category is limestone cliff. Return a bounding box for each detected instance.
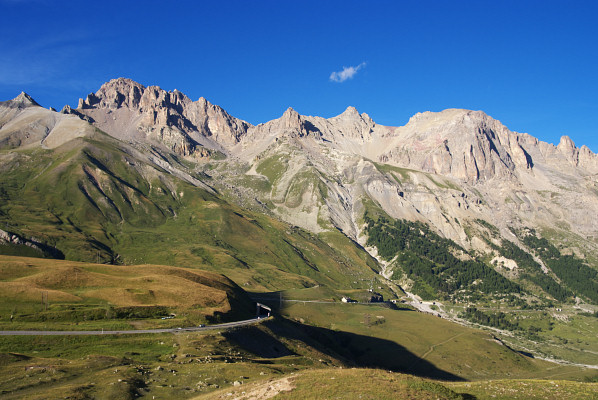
[69,78,251,157]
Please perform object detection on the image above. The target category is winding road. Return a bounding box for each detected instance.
[0,317,267,336]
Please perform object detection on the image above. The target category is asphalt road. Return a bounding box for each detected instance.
[0,317,267,336]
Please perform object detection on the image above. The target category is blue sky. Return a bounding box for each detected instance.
[1,0,597,151]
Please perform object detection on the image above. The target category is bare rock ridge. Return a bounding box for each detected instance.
[3,79,598,180]
[239,104,596,183]
[555,135,598,171]
[377,109,536,182]
[260,105,375,141]
[59,78,598,181]
[0,92,41,130]
[68,77,252,156]
[245,107,322,139]
[13,91,40,108]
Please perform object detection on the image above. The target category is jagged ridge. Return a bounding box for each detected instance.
[67,78,252,157]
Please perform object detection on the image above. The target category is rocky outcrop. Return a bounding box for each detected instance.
[12,92,40,108]
[378,109,533,183]
[0,229,64,258]
[243,107,321,140]
[554,135,598,173]
[579,144,598,173]
[70,78,252,157]
[324,106,375,141]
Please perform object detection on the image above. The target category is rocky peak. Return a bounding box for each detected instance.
[271,107,319,138]
[578,145,598,173]
[380,109,534,182]
[335,106,375,125]
[360,112,374,125]
[11,92,40,108]
[557,135,577,158]
[340,106,359,117]
[70,78,251,153]
[242,107,321,145]
[197,96,208,108]
[553,135,598,172]
[142,85,191,115]
[15,91,39,105]
[280,107,302,129]
[195,97,227,115]
[80,78,146,110]
[321,106,375,142]
[331,106,368,122]
[84,78,191,114]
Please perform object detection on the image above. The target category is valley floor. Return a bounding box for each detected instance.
[1,257,597,399]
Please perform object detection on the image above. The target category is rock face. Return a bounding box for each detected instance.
[236,107,539,184]
[66,79,597,185]
[0,92,41,130]
[69,78,251,156]
[0,229,63,258]
[553,135,598,173]
[377,109,533,183]
[223,93,597,257]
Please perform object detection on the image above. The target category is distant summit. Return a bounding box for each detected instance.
[14,91,40,107]
[63,78,251,156]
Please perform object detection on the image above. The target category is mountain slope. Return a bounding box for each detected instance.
[0,94,382,294]
[0,255,255,324]
[2,80,598,305]
[225,104,598,251]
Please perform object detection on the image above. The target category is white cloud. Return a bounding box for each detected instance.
[329,62,366,83]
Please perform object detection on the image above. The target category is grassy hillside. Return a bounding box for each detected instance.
[447,379,598,400]
[0,256,254,329]
[2,310,596,400]
[112,199,381,293]
[0,256,596,399]
[200,368,598,400]
[0,135,178,262]
[0,136,381,293]
[199,369,468,400]
[278,301,596,382]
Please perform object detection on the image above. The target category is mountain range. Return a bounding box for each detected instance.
[1,77,598,306]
